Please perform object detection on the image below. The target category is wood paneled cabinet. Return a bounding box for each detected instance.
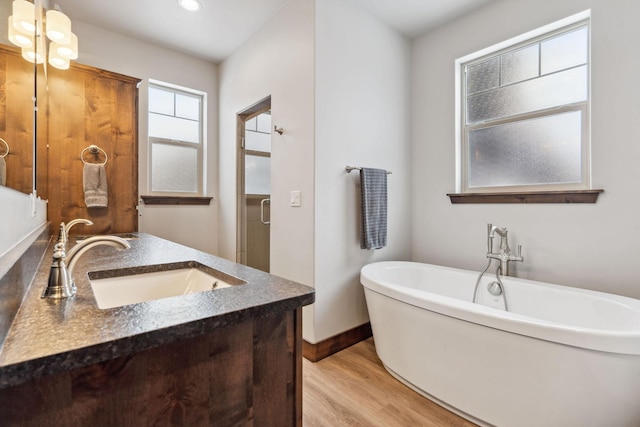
[0,309,303,426]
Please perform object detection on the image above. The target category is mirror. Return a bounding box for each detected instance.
[0,2,47,196]
[0,44,39,195]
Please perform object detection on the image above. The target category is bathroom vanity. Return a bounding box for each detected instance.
[0,233,314,426]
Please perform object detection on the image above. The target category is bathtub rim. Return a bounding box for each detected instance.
[361,261,640,355]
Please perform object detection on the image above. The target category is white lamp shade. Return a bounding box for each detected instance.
[49,48,70,70]
[53,33,78,60]
[8,16,34,48]
[45,9,71,44]
[12,0,36,34]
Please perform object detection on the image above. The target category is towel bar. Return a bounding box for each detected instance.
[345,166,392,174]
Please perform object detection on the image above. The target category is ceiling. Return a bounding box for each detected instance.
[53,0,491,63]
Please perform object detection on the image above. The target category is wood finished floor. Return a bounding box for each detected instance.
[302,338,478,427]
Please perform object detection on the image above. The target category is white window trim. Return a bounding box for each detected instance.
[454,9,591,193]
[147,78,208,196]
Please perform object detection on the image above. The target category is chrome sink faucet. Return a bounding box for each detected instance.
[61,218,93,246]
[486,223,523,276]
[43,226,131,299]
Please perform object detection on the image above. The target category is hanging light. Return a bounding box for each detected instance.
[52,33,78,60]
[8,16,33,48]
[11,0,35,34]
[7,1,79,71]
[45,9,71,44]
[48,48,69,70]
[21,35,45,64]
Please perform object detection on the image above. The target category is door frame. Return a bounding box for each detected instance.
[236,95,272,265]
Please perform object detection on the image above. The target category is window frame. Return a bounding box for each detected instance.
[147,79,207,197]
[454,10,591,194]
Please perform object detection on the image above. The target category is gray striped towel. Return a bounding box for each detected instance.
[360,168,387,250]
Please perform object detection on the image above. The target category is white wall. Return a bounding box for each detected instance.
[70,21,219,254]
[218,0,316,294]
[313,0,411,342]
[411,0,640,298]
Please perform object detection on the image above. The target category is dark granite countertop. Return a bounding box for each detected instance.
[0,233,315,389]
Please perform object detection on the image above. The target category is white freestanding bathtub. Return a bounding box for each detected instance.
[361,261,640,427]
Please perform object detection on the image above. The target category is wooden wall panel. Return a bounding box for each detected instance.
[45,63,140,235]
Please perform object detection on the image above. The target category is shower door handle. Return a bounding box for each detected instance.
[260,198,270,225]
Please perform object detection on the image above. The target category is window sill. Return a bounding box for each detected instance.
[141,196,213,206]
[447,189,603,204]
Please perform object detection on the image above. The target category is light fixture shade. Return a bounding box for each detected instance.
[49,48,70,70]
[52,32,78,59]
[45,9,71,44]
[8,16,34,48]
[22,39,45,64]
[12,0,36,34]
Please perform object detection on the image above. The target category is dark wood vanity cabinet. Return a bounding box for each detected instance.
[0,309,303,426]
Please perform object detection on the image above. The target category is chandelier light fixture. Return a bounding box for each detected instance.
[7,0,78,70]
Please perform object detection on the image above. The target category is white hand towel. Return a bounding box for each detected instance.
[83,163,108,208]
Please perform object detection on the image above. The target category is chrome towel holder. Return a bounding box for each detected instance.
[81,145,108,165]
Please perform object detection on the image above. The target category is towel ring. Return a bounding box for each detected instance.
[0,138,8,158]
[81,145,108,166]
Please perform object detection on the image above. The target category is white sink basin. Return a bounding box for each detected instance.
[89,263,242,309]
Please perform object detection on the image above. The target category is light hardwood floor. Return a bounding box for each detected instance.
[302,338,478,427]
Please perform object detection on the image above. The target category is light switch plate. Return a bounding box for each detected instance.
[290,190,301,207]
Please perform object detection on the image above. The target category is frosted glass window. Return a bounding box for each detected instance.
[148,81,205,195]
[149,87,174,115]
[245,117,257,131]
[467,65,587,124]
[149,113,200,143]
[541,27,588,75]
[468,112,582,188]
[501,45,539,85]
[245,155,271,195]
[176,93,200,120]
[466,58,499,95]
[458,15,590,193]
[151,143,199,193]
[256,113,272,133]
[245,130,271,153]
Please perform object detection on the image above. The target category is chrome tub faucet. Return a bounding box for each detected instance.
[486,223,523,276]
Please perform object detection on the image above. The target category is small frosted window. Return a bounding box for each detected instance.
[468,111,582,188]
[148,82,205,195]
[245,117,257,131]
[245,155,271,195]
[541,27,588,75]
[151,143,199,193]
[149,113,199,143]
[466,58,500,95]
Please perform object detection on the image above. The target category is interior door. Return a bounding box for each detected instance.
[237,97,271,272]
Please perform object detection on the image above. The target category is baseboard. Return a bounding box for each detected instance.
[303,322,372,362]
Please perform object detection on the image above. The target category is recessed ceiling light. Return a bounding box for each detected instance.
[178,0,202,12]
